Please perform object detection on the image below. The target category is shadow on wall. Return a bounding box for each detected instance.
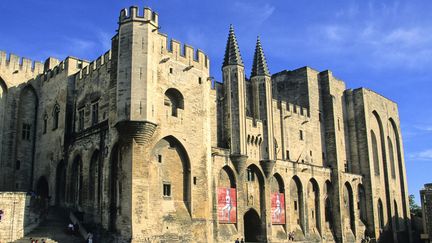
[369,216,410,243]
[410,213,424,243]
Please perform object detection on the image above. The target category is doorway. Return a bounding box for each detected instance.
[244,209,262,242]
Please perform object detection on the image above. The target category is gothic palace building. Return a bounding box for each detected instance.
[0,6,411,243]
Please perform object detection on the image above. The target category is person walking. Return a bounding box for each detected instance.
[87,232,94,243]
[235,238,240,243]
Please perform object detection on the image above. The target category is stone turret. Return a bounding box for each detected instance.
[222,25,248,173]
[113,6,158,144]
[250,37,275,176]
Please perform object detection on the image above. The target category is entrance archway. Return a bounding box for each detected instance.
[244,208,262,242]
[36,176,49,198]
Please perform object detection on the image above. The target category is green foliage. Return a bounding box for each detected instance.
[409,194,422,217]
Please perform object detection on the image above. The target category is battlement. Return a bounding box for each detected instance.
[275,99,310,119]
[76,50,112,80]
[0,51,44,74]
[159,33,209,69]
[38,61,66,82]
[246,117,263,145]
[36,56,90,83]
[119,6,158,26]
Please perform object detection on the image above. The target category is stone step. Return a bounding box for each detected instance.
[12,207,84,243]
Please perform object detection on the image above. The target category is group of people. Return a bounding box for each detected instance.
[234,238,245,243]
[67,222,78,234]
[288,230,295,241]
[68,223,94,242]
[29,238,46,243]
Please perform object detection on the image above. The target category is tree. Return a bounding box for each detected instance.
[409,194,422,217]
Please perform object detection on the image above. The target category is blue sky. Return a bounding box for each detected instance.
[1,0,431,203]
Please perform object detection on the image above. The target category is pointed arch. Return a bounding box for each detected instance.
[378,198,385,231]
[152,136,191,215]
[52,102,60,130]
[387,136,396,179]
[246,164,265,214]
[372,111,392,230]
[389,118,408,221]
[343,182,355,234]
[290,175,304,232]
[219,165,236,188]
[244,208,263,242]
[16,85,38,190]
[307,178,321,234]
[164,88,184,117]
[370,130,380,176]
[272,173,285,193]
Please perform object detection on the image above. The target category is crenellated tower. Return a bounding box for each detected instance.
[114,6,159,144]
[222,25,248,172]
[250,37,275,176]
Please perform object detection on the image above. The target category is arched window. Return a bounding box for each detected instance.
[164,88,184,117]
[387,136,396,179]
[307,179,320,232]
[378,199,384,231]
[371,130,380,176]
[53,104,60,130]
[343,182,355,234]
[290,176,303,230]
[43,113,48,134]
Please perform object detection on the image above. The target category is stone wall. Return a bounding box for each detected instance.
[0,192,42,242]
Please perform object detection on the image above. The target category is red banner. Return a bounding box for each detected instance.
[218,188,237,223]
[271,192,285,224]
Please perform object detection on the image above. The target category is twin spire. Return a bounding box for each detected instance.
[251,37,270,77]
[222,25,270,77]
[223,25,244,67]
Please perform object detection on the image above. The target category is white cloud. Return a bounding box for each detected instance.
[309,22,432,70]
[408,149,432,161]
[233,1,275,24]
[414,125,432,132]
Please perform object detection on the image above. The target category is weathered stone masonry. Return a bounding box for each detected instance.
[0,6,411,243]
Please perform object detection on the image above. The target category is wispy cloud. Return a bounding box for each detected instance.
[408,149,432,161]
[308,18,432,70]
[414,125,432,132]
[233,1,275,24]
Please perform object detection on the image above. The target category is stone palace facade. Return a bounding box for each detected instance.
[0,5,411,243]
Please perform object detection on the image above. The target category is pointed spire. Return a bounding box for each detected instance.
[251,36,270,77]
[223,25,244,67]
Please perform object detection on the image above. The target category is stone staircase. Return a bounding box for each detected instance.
[13,207,84,243]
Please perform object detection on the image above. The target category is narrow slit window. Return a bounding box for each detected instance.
[163,183,171,197]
